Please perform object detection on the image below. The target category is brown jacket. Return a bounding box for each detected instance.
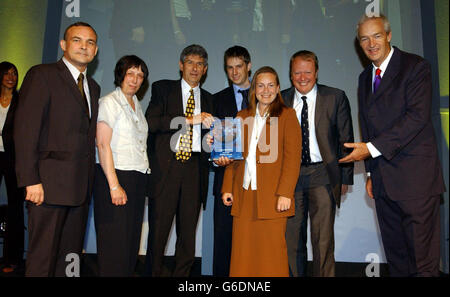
[222,107,301,219]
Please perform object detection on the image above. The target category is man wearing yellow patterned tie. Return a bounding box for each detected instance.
[145,44,214,276]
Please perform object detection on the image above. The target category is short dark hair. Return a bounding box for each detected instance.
[289,50,319,73]
[180,44,208,65]
[114,55,149,87]
[63,22,97,41]
[0,61,19,93]
[248,66,285,118]
[224,45,251,66]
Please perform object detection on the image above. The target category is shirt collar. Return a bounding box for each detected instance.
[181,78,200,94]
[255,103,269,118]
[294,84,317,101]
[373,46,394,76]
[62,56,87,82]
[116,86,137,106]
[232,78,251,93]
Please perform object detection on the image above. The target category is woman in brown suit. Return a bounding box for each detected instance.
[221,66,301,276]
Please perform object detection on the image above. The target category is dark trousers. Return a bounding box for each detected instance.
[146,154,201,277]
[0,152,24,266]
[93,165,147,277]
[374,186,441,277]
[25,200,89,277]
[213,192,232,277]
[286,163,336,277]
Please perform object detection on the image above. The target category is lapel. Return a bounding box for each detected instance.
[367,47,402,106]
[228,87,239,114]
[56,60,90,119]
[200,88,209,113]
[170,80,184,116]
[314,85,326,130]
[87,77,98,127]
[283,87,296,108]
[241,109,254,159]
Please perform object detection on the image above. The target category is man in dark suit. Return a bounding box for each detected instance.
[13,22,100,277]
[283,50,354,277]
[340,14,445,277]
[212,46,252,276]
[145,44,214,277]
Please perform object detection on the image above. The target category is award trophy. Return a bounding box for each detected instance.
[210,117,243,160]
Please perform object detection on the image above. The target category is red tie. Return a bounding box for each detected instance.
[373,68,382,93]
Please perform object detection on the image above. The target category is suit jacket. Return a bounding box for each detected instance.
[358,47,445,200]
[146,79,214,209]
[13,59,100,206]
[282,84,354,207]
[2,91,19,162]
[212,86,239,197]
[221,107,302,219]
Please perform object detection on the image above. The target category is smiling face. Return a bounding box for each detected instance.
[2,67,18,90]
[255,72,280,111]
[358,18,392,67]
[290,57,317,95]
[121,66,144,98]
[60,25,98,72]
[225,57,251,88]
[179,54,208,87]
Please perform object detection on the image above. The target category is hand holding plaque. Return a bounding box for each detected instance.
[210,117,243,161]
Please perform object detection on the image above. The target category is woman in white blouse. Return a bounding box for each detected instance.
[94,55,150,276]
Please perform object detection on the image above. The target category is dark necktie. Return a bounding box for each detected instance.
[238,89,249,110]
[176,89,195,162]
[77,73,90,117]
[300,96,311,164]
[373,68,382,93]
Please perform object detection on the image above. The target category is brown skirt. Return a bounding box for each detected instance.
[229,189,289,277]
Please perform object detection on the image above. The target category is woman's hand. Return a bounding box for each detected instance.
[214,156,234,167]
[277,196,291,212]
[222,192,233,206]
[110,185,128,206]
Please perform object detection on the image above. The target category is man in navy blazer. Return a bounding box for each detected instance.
[212,46,252,276]
[14,22,100,276]
[340,14,445,276]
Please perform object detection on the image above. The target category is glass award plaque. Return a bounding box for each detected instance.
[210,118,243,160]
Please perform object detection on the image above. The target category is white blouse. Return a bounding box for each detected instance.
[96,87,150,174]
[243,105,268,190]
[0,104,10,152]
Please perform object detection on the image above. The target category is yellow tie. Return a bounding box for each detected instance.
[176,89,195,161]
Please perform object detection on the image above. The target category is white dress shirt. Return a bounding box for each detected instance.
[96,87,150,174]
[0,104,10,152]
[243,104,268,190]
[366,46,395,159]
[62,57,92,117]
[292,84,323,162]
[175,79,202,152]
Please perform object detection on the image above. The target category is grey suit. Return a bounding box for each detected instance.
[282,84,354,276]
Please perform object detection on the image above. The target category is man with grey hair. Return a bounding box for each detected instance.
[340,14,445,276]
[144,44,214,276]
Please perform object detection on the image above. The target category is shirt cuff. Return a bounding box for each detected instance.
[367,142,382,158]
